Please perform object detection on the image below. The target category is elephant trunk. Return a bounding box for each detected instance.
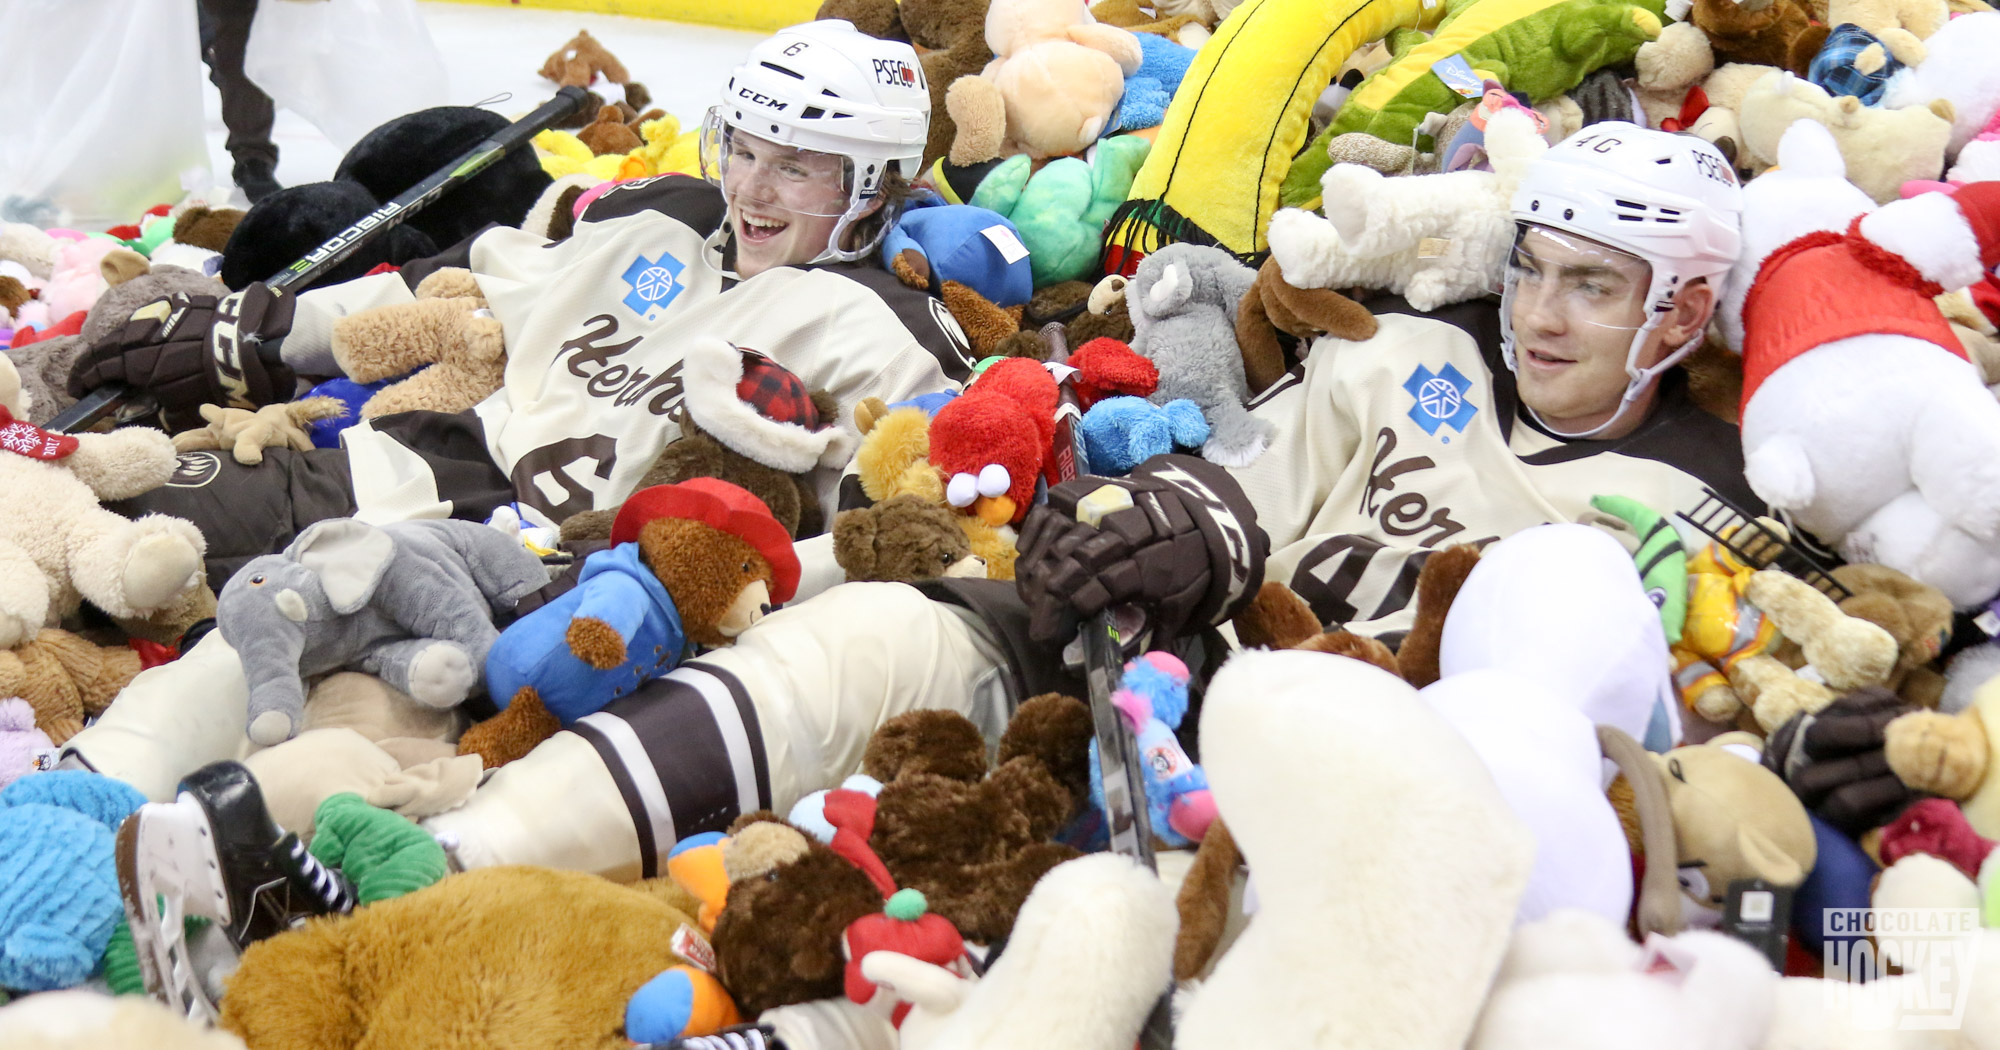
[230,620,309,746]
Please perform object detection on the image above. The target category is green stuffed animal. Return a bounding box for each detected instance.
[1281,0,1665,208]
[969,134,1151,286]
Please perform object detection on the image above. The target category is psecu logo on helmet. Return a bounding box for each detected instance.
[621,252,687,320]
[871,58,922,89]
[1403,362,1478,441]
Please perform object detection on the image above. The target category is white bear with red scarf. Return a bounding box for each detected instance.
[1725,119,2000,609]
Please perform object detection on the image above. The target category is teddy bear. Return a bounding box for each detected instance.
[1738,71,1956,202]
[1090,0,1214,47]
[1883,678,2000,839]
[833,494,988,583]
[558,342,852,543]
[1689,0,1828,74]
[1268,104,1549,315]
[1234,254,1379,395]
[219,864,730,1049]
[1830,0,1948,65]
[460,479,799,767]
[1621,733,1820,918]
[329,267,507,420]
[825,0,998,170]
[1125,242,1270,465]
[537,28,654,128]
[944,0,1145,164]
[1798,564,1955,708]
[851,398,1020,578]
[709,691,1092,1016]
[0,356,206,653]
[1727,121,2000,609]
[0,628,147,745]
[1881,11,2000,166]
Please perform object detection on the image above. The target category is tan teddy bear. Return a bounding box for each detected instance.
[1739,71,1956,201]
[1884,679,2000,839]
[944,0,1144,163]
[330,267,506,418]
[0,355,206,651]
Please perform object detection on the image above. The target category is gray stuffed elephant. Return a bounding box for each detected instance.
[1127,243,1273,467]
[218,518,550,746]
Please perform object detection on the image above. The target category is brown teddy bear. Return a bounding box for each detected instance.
[0,628,145,745]
[169,206,245,254]
[459,479,802,768]
[559,342,852,543]
[833,494,987,583]
[821,0,996,170]
[1827,563,1954,708]
[1688,0,1829,76]
[710,692,1092,1015]
[220,865,721,1050]
[850,400,1020,578]
[330,268,505,419]
[1883,682,2000,839]
[537,29,654,128]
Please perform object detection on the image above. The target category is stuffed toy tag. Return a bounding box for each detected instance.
[0,407,79,461]
[673,923,717,974]
[1432,55,1486,99]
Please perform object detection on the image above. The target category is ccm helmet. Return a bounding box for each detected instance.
[700,20,931,262]
[1502,123,1744,436]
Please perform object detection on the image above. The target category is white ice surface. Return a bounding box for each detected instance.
[204,2,764,204]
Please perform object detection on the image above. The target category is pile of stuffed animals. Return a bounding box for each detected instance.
[14,3,2000,1048]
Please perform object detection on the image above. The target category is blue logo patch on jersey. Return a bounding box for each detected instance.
[621,252,686,319]
[1403,363,1477,440]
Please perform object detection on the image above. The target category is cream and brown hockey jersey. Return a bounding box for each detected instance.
[276,176,977,525]
[1233,295,1760,641]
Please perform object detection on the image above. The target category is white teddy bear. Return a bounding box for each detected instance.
[1265,105,1547,312]
[1728,119,2000,608]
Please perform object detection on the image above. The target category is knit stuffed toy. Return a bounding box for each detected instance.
[0,770,146,991]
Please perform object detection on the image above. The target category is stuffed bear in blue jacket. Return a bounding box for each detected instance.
[477,479,802,744]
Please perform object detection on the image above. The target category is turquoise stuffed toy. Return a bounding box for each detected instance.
[1081,395,1209,476]
[1115,33,1198,133]
[969,134,1152,286]
[0,771,147,991]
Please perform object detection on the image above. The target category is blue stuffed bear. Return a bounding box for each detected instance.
[0,771,147,991]
[1081,395,1209,476]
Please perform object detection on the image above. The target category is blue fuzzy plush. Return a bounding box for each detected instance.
[301,377,388,448]
[1113,34,1198,134]
[1081,395,1209,476]
[0,771,146,991]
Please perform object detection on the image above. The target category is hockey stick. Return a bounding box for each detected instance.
[1040,324,1157,872]
[1041,325,1177,1049]
[50,85,591,434]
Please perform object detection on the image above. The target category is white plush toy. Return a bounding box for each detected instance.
[1728,119,2000,608]
[1175,649,1534,1050]
[858,853,1177,1050]
[1265,105,1548,312]
[1882,12,2000,162]
[1467,909,1780,1050]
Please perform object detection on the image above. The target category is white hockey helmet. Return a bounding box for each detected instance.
[700,20,931,262]
[1501,123,1744,437]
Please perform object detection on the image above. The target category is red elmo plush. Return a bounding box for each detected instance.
[929,358,1056,526]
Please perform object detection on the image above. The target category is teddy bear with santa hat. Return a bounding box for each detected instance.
[1726,119,2000,609]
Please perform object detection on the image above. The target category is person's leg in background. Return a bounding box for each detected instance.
[198,0,282,203]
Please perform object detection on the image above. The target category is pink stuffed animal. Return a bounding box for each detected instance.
[42,238,120,321]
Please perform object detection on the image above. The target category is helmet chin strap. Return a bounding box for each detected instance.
[1523,316,1689,441]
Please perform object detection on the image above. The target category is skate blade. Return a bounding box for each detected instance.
[115,797,233,1024]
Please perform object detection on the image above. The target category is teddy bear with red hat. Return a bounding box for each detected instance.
[459,478,800,767]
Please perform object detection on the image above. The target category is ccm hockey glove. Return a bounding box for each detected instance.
[69,282,297,429]
[1017,454,1266,645]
